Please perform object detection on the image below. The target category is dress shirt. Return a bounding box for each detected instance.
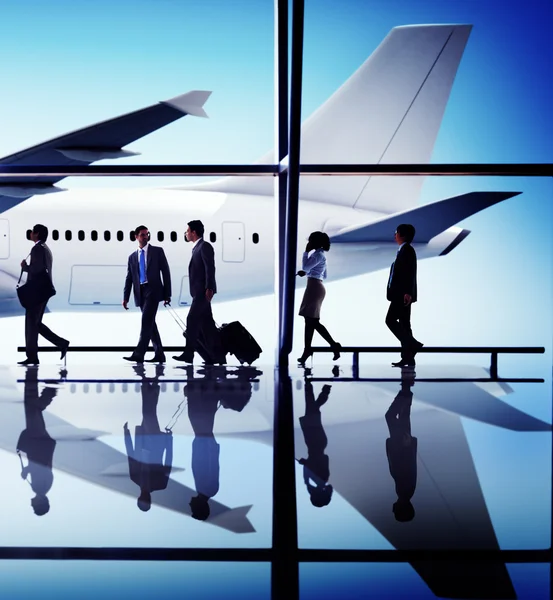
[302,249,327,280]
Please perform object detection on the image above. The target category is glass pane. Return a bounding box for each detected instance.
[0,365,272,548]
[302,0,552,165]
[300,563,551,600]
[0,562,270,600]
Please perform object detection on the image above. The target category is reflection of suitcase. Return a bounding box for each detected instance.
[165,305,224,364]
[219,321,262,365]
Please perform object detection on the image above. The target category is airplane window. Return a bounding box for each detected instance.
[253,233,259,244]
[157,231,164,242]
[91,230,98,241]
[65,230,72,241]
[26,229,32,240]
[78,230,85,241]
[52,230,59,241]
[170,231,177,242]
[210,232,216,243]
[104,230,111,241]
[130,231,136,242]
[117,230,124,242]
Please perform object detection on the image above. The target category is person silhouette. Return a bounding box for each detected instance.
[385,370,417,522]
[298,380,333,507]
[124,364,173,511]
[186,373,221,520]
[16,367,57,516]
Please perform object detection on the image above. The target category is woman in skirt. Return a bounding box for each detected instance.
[297,231,341,365]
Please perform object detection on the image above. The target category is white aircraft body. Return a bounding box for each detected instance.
[0,24,519,317]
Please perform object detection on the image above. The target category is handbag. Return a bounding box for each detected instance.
[16,267,56,309]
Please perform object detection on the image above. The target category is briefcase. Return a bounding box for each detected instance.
[16,270,56,309]
[219,321,262,365]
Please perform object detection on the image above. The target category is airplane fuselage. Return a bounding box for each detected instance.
[0,187,462,316]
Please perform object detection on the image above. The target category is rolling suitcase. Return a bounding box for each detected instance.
[165,304,225,365]
[219,321,262,365]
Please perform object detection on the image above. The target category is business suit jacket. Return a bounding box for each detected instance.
[23,242,53,284]
[387,243,417,303]
[124,244,171,307]
[189,238,217,298]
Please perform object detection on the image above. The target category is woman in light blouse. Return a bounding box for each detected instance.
[296,231,341,365]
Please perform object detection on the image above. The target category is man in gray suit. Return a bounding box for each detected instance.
[174,220,225,364]
[123,225,171,363]
[18,224,69,366]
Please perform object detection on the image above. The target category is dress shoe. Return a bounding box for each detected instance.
[18,358,39,366]
[59,341,70,361]
[123,355,144,363]
[145,354,166,363]
[411,341,424,355]
[173,351,194,363]
[392,357,416,368]
[331,342,342,361]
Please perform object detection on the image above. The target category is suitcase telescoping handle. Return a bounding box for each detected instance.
[164,303,187,332]
[164,302,221,330]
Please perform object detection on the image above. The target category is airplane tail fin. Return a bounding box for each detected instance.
[328,191,520,243]
[179,24,472,213]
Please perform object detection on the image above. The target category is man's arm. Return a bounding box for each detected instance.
[202,242,217,299]
[158,247,172,303]
[123,255,132,309]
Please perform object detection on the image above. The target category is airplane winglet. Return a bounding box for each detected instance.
[209,504,256,533]
[162,90,212,118]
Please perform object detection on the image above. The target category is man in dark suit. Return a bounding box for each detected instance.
[19,224,69,366]
[174,220,225,364]
[123,225,171,363]
[385,223,423,367]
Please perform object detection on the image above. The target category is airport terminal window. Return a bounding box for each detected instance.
[78,230,85,241]
[117,230,124,242]
[170,231,177,242]
[52,230,59,241]
[210,232,217,243]
[157,231,164,242]
[104,230,111,242]
[253,233,259,244]
[91,230,98,241]
[130,231,136,242]
[65,230,72,241]
[26,229,31,240]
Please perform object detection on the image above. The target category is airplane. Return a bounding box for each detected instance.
[0,23,520,317]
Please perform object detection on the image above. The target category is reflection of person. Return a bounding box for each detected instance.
[123,225,172,364]
[124,364,173,511]
[19,223,69,366]
[385,371,417,522]
[385,223,423,368]
[186,376,221,520]
[297,231,341,365]
[174,220,225,365]
[298,380,333,507]
[16,367,57,516]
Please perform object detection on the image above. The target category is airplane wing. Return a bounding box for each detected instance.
[328,192,521,244]
[0,90,211,214]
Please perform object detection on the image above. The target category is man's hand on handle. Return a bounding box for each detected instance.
[206,289,214,302]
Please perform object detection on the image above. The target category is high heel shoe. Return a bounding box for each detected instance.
[331,342,342,361]
[297,349,313,365]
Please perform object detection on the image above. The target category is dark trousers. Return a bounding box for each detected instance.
[25,301,67,360]
[135,284,163,358]
[385,301,417,357]
[185,295,223,360]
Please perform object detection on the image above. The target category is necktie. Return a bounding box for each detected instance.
[139,249,146,283]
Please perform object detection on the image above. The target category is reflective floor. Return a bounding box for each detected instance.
[0,356,551,599]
